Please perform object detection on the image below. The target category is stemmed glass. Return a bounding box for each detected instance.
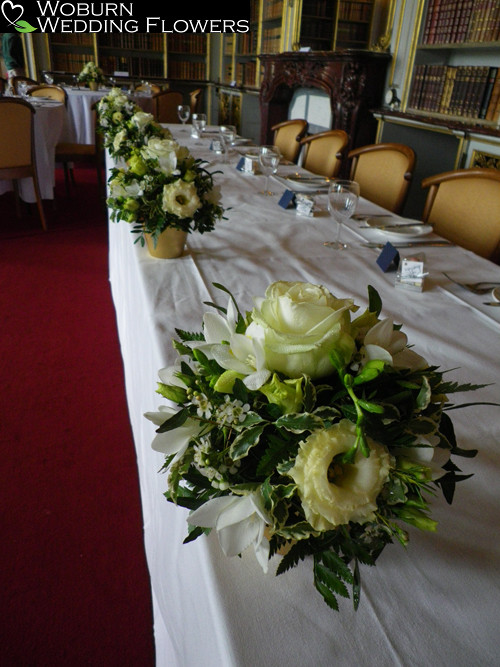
[258,145,281,195]
[219,124,236,163]
[177,105,190,124]
[325,179,360,250]
[43,72,54,85]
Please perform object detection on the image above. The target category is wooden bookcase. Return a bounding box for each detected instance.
[295,0,376,50]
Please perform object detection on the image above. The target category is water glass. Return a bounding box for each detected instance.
[191,113,207,137]
[219,125,236,162]
[258,146,281,195]
[325,179,360,250]
[177,105,190,124]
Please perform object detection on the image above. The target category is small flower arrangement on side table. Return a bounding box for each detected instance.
[146,280,488,612]
[77,61,105,89]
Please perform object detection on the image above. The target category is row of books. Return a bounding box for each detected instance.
[337,22,371,43]
[167,61,207,81]
[262,0,283,21]
[422,0,500,45]
[51,35,93,46]
[408,64,500,121]
[238,32,259,55]
[99,34,164,51]
[261,28,282,54]
[167,35,208,55]
[100,56,164,79]
[338,0,374,22]
[235,60,258,87]
[301,0,336,19]
[52,53,93,74]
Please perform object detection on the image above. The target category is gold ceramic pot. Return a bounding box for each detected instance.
[88,81,98,91]
[145,227,188,259]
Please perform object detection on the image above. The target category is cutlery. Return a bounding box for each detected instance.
[442,272,500,294]
[361,241,454,248]
[353,213,388,220]
[359,221,428,230]
[483,302,500,307]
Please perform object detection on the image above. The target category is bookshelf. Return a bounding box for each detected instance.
[295,0,376,50]
[99,34,165,79]
[405,0,500,125]
[166,34,209,83]
[47,34,96,75]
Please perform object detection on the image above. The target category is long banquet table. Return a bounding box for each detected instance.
[108,125,500,666]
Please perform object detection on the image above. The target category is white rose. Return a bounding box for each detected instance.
[131,111,154,131]
[141,137,179,175]
[289,420,392,530]
[162,180,201,218]
[113,129,126,153]
[248,281,356,379]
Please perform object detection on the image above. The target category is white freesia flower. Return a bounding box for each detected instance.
[158,363,185,388]
[162,180,200,218]
[131,111,154,131]
[204,184,222,206]
[399,435,450,480]
[144,405,201,463]
[109,176,143,199]
[362,318,427,370]
[113,129,126,153]
[187,493,271,572]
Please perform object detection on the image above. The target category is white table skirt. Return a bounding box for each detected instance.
[0,101,65,203]
[108,128,500,666]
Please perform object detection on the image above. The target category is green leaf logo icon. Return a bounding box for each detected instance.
[1,1,37,32]
[14,19,37,32]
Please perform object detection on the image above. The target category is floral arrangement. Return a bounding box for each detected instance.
[77,61,105,85]
[146,280,484,612]
[98,89,225,247]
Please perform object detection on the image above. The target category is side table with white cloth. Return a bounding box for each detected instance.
[0,98,66,202]
[107,125,500,667]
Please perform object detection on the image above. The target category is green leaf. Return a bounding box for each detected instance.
[15,20,37,32]
[229,424,265,460]
[156,382,187,404]
[156,407,189,433]
[353,359,386,385]
[315,562,350,599]
[357,399,384,414]
[367,285,382,316]
[275,412,324,433]
[314,578,339,611]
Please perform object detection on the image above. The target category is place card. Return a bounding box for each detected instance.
[395,253,427,291]
[376,242,400,272]
[295,193,315,217]
[278,190,296,209]
[211,139,223,153]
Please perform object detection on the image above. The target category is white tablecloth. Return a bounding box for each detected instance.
[108,126,500,667]
[0,100,65,202]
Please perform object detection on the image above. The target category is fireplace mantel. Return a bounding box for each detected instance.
[259,51,391,157]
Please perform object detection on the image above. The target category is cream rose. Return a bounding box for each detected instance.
[162,180,201,218]
[247,281,356,379]
[141,137,179,175]
[131,111,154,131]
[112,128,126,153]
[289,420,392,530]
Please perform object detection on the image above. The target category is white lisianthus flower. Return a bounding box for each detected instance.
[399,435,450,480]
[141,138,179,175]
[187,492,271,572]
[362,319,427,370]
[162,180,201,218]
[131,111,154,131]
[249,281,356,380]
[109,175,143,198]
[113,128,126,153]
[144,405,201,463]
[289,420,392,531]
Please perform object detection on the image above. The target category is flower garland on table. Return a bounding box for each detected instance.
[97,88,225,247]
[77,61,105,85]
[145,280,488,612]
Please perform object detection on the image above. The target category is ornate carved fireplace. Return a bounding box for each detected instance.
[259,51,391,157]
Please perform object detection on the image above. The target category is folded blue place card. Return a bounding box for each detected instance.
[376,242,400,272]
[236,157,246,171]
[278,190,296,209]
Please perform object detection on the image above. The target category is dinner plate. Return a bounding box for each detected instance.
[492,287,500,302]
[367,215,433,240]
[274,174,330,192]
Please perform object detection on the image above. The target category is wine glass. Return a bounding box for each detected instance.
[258,145,281,195]
[43,72,54,85]
[219,124,236,162]
[17,81,28,98]
[325,179,360,250]
[177,105,190,124]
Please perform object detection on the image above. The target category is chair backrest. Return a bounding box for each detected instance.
[0,98,35,171]
[348,142,416,214]
[271,119,309,163]
[152,90,184,123]
[135,83,161,95]
[11,76,38,94]
[190,88,202,115]
[421,168,500,263]
[28,84,67,105]
[0,77,7,95]
[299,130,349,178]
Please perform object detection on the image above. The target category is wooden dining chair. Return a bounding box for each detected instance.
[348,142,416,214]
[0,77,7,95]
[299,129,349,178]
[0,98,47,230]
[271,119,309,163]
[421,167,500,263]
[55,101,104,196]
[27,84,68,105]
[11,76,38,94]
[190,88,202,115]
[152,90,184,123]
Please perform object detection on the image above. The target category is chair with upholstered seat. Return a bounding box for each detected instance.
[190,88,202,115]
[347,142,416,214]
[55,101,104,196]
[271,119,309,163]
[27,84,67,105]
[152,90,184,123]
[299,129,349,178]
[421,168,500,263]
[0,98,47,230]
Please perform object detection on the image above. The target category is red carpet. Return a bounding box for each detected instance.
[0,169,155,666]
